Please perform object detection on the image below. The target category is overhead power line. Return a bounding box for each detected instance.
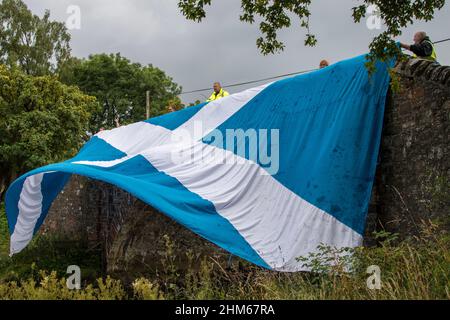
[180,68,317,95]
[180,37,450,96]
[433,37,450,44]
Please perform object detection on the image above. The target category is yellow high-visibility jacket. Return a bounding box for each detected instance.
[206,89,229,102]
[412,39,437,62]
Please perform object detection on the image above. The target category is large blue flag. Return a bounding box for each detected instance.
[5,54,392,271]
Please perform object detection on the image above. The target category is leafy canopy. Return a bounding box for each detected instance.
[178,0,445,64]
[61,53,182,131]
[0,0,71,76]
[0,64,98,199]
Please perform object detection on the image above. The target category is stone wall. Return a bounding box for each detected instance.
[44,177,231,279]
[41,58,450,276]
[371,59,449,240]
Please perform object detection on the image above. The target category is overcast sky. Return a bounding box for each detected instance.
[24,0,450,104]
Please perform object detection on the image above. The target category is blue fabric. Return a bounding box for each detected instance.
[69,136,127,162]
[6,156,270,268]
[5,177,25,234]
[34,172,72,234]
[4,53,393,268]
[145,102,208,130]
[204,54,393,234]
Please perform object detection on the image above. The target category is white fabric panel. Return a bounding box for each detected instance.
[95,122,171,155]
[11,82,361,269]
[73,125,362,271]
[10,173,45,255]
[73,155,135,167]
[11,84,270,254]
[73,83,273,168]
[93,82,272,154]
[173,82,273,140]
[142,140,362,271]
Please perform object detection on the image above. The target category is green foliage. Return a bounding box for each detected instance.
[0,272,127,300]
[0,200,104,290]
[188,100,202,107]
[0,236,103,283]
[0,198,104,289]
[388,68,401,92]
[0,0,71,76]
[353,0,445,67]
[146,223,449,300]
[60,53,182,130]
[166,97,185,113]
[178,0,444,63]
[0,203,8,257]
[0,222,448,300]
[0,64,98,199]
[132,278,164,300]
[159,234,180,295]
[420,169,450,213]
[178,0,315,55]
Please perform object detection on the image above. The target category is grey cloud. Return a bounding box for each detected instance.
[24,0,450,104]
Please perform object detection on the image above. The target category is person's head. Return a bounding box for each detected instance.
[319,60,329,69]
[213,82,222,94]
[414,31,427,44]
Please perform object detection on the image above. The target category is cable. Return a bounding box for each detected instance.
[433,38,450,44]
[180,37,450,96]
[180,68,317,95]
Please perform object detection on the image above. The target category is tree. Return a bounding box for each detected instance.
[61,53,182,131]
[188,100,202,107]
[0,64,98,200]
[166,97,185,113]
[177,0,445,66]
[0,0,71,76]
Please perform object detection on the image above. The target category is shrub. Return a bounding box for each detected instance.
[0,218,448,300]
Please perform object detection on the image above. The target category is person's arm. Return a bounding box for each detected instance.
[400,42,411,50]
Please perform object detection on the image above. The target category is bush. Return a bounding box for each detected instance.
[0,213,448,300]
[132,278,163,300]
[0,271,126,300]
[0,203,8,257]
[0,202,103,284]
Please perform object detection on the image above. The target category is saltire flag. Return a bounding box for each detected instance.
[5,54,393,271]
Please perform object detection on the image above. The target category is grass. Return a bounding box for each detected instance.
[0,203,9,259]
[0,202,449,300]
[0,203,103,284]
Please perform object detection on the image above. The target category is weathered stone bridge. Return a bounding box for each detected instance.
[40,58,450,280]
